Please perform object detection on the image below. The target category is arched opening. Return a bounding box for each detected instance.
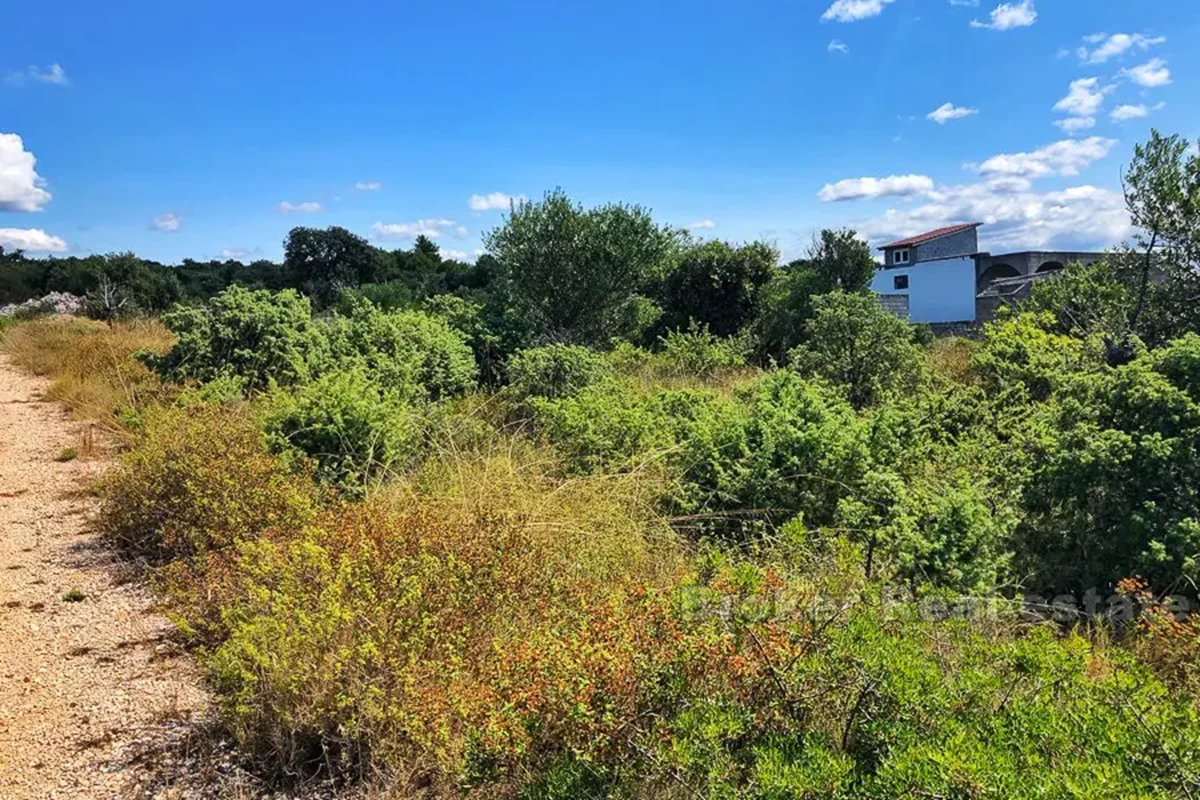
[977,263,1019,294]
[1036,260,1065,274]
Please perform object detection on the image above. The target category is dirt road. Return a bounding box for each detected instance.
[0,355,208,798]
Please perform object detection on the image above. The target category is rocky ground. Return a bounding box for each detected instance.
[0,355,210,798]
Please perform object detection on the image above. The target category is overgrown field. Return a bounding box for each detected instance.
[3,130,1200,797]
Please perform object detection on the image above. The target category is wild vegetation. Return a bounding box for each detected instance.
[4,130,1200,797]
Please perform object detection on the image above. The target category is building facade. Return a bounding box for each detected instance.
[869,222,1104,324]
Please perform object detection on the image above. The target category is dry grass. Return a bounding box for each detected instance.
[0,316,175,435]
[929,335,980,385]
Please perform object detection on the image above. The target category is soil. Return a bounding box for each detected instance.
[0,355,209,798]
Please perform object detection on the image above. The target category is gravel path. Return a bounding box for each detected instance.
[0,355,209,798]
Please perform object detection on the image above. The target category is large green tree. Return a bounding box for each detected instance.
[283,226,383,302]
[483,189,679,345]
[752,229,878,364]
[658,239,778,337]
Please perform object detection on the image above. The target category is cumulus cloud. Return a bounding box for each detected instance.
[220,248,252,260]
[468,191,525,211]
[855,179,1128,252]
[5,64,69,87]
[0,133,52,212]
[278,201,323,213]
[927,102,979,124]
[821,0,895,23]
[827,39,850,54]
[975,136,1117,178]
[152,213,181,232]
[1053,77,1111,117]
[370,218,463,240]
[1053,116,1096,134]
[1111,102,1165,122]
[970,0,1036,30]
[441,249,475,262]
[818,174,935,202]
[1121,58,1171,88]
[0,228,68,253]
[688,219,717,230]
[1076,33,1165,64]
[354,181,382,191]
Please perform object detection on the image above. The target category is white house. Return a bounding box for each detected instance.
[869,223,1104,324]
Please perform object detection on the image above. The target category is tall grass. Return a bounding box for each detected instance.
[0,316,174,434]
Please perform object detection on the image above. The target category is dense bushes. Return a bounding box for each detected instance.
[265,370,419,495]
[148,286,326,390]
[326,299,477,400]
[97,402,316,563]
[504,343,610,405]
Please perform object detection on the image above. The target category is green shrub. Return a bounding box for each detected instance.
[1018,337,1200,590]
[265,370,420,496]
[972,310,1095,403]
[96,402,316,563]
[790,290,924,409]
[659,321,748,376]
[735,369,870,528]
[325,298,477,401]
[530,380,668,474]
[148,285,326,390]
[504,343,610,407]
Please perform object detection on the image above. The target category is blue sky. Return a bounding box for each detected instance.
[2,0,1197,263]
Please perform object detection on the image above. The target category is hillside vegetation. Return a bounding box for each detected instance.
[4,130,1200,798]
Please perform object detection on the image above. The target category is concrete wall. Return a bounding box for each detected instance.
[881,227,979,267]
[870,255,976,323]
[913,227,978,263]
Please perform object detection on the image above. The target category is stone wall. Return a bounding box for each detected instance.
[912,227,979,263]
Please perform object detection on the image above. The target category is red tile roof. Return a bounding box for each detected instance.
[879,222,981,250]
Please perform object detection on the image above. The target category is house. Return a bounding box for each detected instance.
[868,222,1104,324]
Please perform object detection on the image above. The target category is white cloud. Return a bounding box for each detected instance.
[1077,33,1165,64]
[855,179,1128,252]
[354,181,382,191]
[0,133,52,212]
[370,218,462,240]
[278,201,323,213]
[688,219,717,230]
[821,0,895,23]
[1121,58,1171,88]
[221,248,251,260]
[1110,102,1165,122]
[5,64,69,87]
[0,228,67,253]
[971,0,1037,30]
[1053,116,1096,134]
[818,174,935,202]
[949,0,980,6]
[827,39,850,54]
[1053,77,1111,117]
[468,191,525,211]
[152,212,181,232]
[927,102,979,124]
[976,136,1117,178]
[442,249,474,262]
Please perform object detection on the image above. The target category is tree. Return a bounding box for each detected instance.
[808,227,876,292]
[751,229,877,364]
[1111,130,1200,357]
[283,226,383,302]
[484,189,679,345]
[658,239,778,336]
[791,291,923,409]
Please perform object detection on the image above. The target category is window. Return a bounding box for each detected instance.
[893,274,909,290]
[893,248,910,265]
